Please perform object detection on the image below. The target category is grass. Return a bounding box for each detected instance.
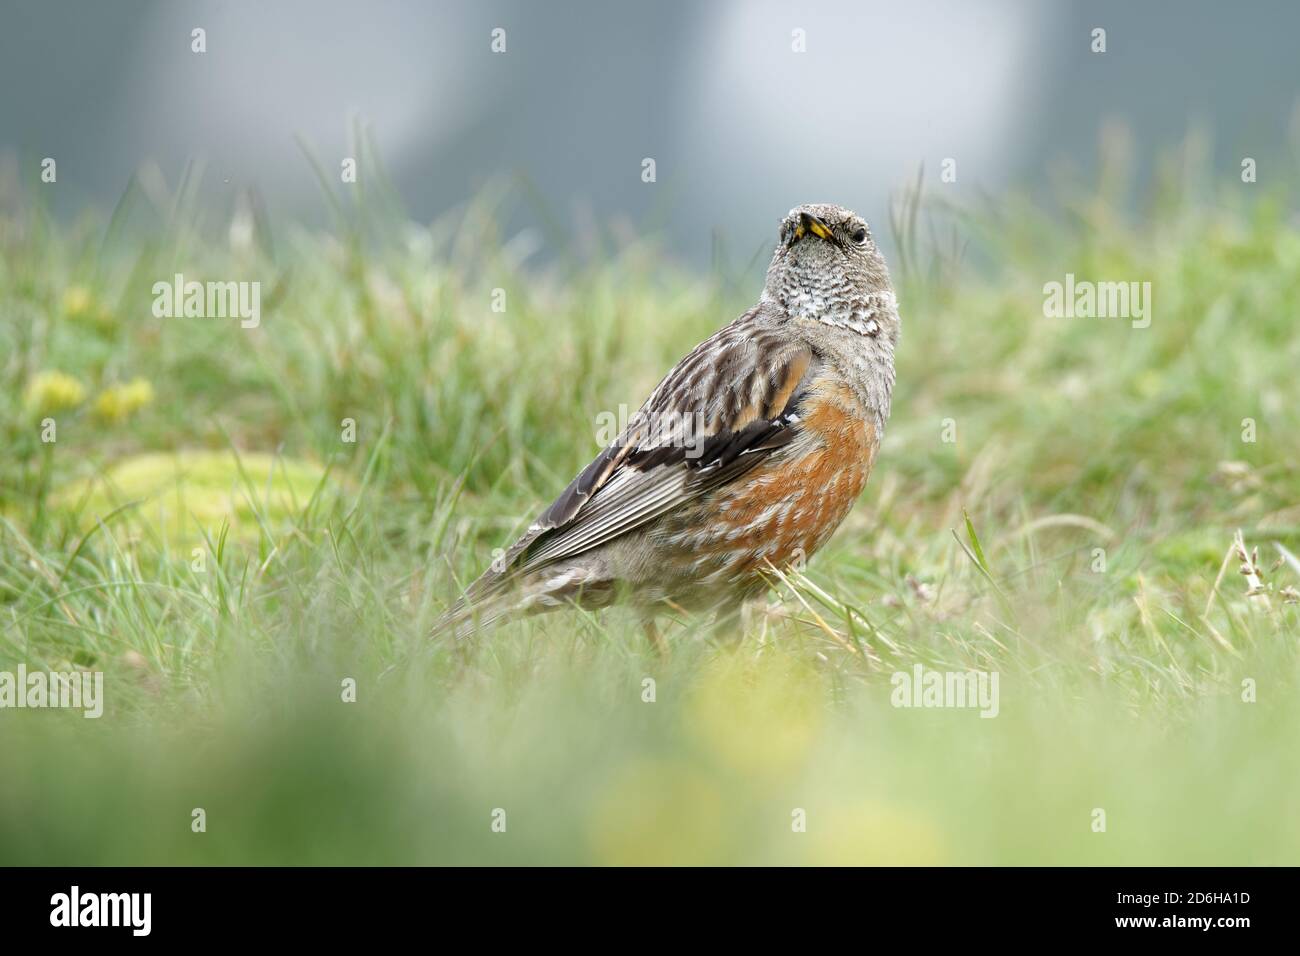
[1,144,1298,865]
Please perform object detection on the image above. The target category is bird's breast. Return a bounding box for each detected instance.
[664,377,878,583]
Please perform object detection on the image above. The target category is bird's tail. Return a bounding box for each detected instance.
[431,570,515,640]
[432,562,611,640]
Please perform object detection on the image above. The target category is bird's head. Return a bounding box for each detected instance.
[763,203,898,343]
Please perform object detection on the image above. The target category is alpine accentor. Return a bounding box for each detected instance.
[439,203,898,648]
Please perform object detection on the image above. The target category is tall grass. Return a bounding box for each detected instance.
[0,140,1297,864]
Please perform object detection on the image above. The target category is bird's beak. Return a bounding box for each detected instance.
[793,211,835,243]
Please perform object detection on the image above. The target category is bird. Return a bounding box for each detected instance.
[438,203,899,650]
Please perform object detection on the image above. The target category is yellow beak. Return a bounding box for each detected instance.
[794,212,834,242]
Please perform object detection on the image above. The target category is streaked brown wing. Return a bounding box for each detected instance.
[512,315,815,572]
[451,311,816,610]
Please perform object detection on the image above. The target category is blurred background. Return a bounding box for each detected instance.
[4,0,1298,263]
[2,1,1299,867]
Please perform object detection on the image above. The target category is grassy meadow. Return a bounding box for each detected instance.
[1,150,1298,865]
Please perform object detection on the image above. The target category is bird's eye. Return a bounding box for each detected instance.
[851,227,868,245]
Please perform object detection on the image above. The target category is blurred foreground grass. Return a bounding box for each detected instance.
[1,153,1298,864]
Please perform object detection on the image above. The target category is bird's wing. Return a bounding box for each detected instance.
[461,313,816,602]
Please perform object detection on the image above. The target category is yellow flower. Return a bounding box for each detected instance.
[1134,370,1163,399]
[61,286,117,328]
[588,759,728,865]
[23,370,86,415]
[62,286,93,319]
[805,800,945,865]
[686,654,823,779]
[93,378,155,423]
